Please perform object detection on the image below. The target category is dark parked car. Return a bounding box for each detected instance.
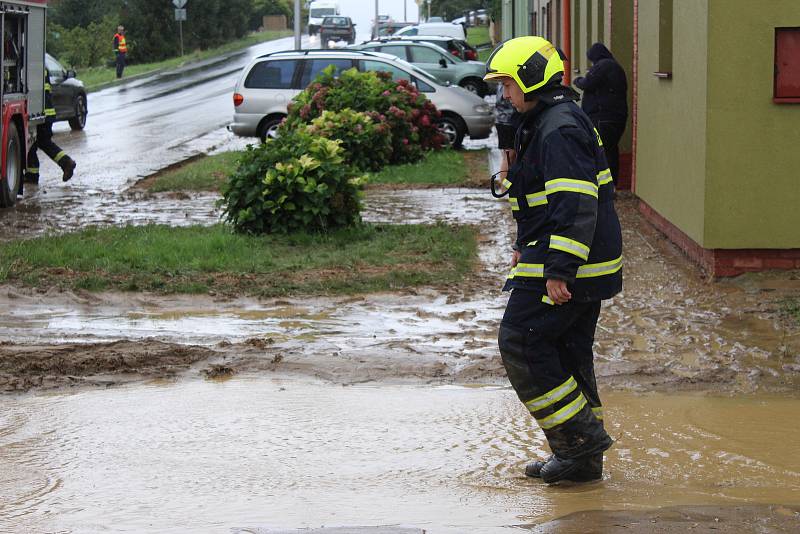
[45,53,87,130]
[320,16,356,47]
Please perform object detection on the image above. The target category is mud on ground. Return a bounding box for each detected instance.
[0,195,798,394]
[527,504,800,533]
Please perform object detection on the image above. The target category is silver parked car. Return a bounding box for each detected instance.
[230,49,494,148]
[350,40,488,95]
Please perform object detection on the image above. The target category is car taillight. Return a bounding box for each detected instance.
[450,49,459,56]
[466,50,477,60]
[233,93,244,107]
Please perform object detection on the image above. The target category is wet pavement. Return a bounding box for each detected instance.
[1,381,799,533]
[0,34,319,240]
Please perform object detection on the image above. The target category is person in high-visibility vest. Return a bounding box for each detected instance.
[113,25,127,79]
[24,69,77,184]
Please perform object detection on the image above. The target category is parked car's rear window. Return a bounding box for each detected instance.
[300,58,354,87]
[245,60,297,89]
[322,17,349,26]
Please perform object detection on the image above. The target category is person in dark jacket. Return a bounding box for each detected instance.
[574,42,628,185]
[485,36,622,484]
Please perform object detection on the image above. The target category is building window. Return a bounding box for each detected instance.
[545,5,551,41]
[585,0,593,53]
[556,0,562,45]
[656,0,674,78]
[598,0,605,43]
[775,28,800,103]
[573,0,581,73]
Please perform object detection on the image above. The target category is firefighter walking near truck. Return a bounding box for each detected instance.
[25,68,76,184]
[485,36,623,484]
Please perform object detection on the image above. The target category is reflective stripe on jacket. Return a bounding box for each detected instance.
[502,94,622,302]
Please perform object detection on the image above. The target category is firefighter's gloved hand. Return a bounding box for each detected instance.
[546,278,572,305]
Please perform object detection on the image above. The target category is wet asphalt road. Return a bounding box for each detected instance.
[0,34,326,240]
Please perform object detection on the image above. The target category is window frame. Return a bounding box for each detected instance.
[774,27,800,104]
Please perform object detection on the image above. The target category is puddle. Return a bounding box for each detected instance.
[0,382,798,533]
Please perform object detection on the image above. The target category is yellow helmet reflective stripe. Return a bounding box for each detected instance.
[484,36,565,94]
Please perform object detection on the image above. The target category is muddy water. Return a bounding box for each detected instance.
[1,382,798,533]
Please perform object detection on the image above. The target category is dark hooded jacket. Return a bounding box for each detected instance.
[574,43,628,123]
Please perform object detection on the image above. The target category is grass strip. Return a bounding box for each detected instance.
[141,149,489,192]
[81,30,293,91]
[0,224,477,297]
[467,26,491,47]
[368,149,489,186]
[146,152,242,193]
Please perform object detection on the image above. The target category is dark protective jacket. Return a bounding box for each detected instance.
[501,86,623,302]
[574,43,628,123]
[44,68,56,119]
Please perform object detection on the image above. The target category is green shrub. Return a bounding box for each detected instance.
[48,15,119,68]
[306,109,392,172]
[220,128,365,234]
[286,67,444,166]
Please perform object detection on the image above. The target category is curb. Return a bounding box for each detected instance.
[87,33,294,93]
[88,68,167,93]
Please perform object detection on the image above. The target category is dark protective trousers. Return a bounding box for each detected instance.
[26,121,67,177]
[498,288,611,459]
[116,52,126,78]
[593,119,625,185]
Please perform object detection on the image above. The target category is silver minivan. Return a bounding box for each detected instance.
[230,49,494,148]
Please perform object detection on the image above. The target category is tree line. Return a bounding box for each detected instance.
[47,0,296,68]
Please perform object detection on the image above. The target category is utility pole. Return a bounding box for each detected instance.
[374,0,378,37]
[294,0,301,50]
[404,0,407,22]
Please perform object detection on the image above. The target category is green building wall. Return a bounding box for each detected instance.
[635,0,709,246]
[703,0,800,248]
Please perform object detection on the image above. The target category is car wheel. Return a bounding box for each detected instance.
[0,123,22,208]
[68,94,88,131]
[258,116,284,143]
[437,115,465,149]
[460,78,486,97]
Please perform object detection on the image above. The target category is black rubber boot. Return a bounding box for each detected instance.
[524,456,552,478]
[24,172,39,184]
[540,445,610,484]
[526,452,603,481]
[60,156,76,182]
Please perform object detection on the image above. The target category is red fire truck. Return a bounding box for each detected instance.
[0,0,47,208]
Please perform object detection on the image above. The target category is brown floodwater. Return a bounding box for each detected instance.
[1,382,798,533]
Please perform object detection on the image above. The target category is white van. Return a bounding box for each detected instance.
[308,1,340,35]
[394,22,466,41]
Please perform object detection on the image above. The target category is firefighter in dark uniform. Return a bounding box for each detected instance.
[25,68,77,184]
[485,36,623,484]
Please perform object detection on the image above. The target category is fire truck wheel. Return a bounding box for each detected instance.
[0,123,22,208]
